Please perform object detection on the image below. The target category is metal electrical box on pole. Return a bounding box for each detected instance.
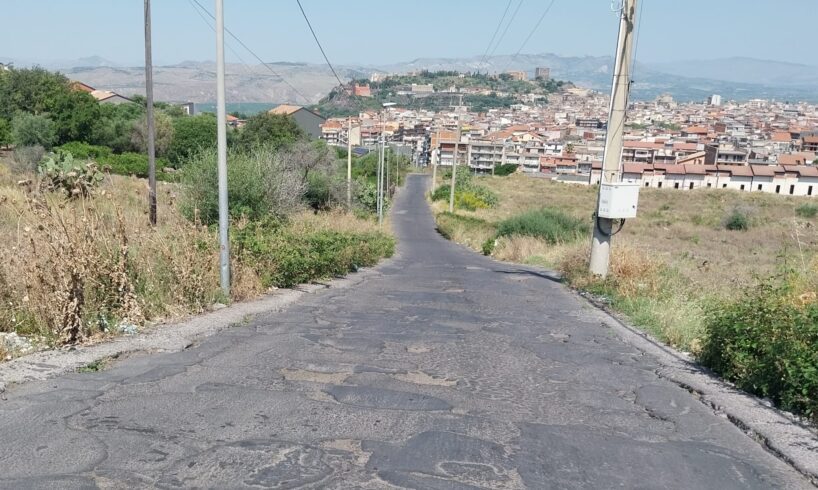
[589,0,639,277]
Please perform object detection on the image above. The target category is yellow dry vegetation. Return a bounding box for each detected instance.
[0,161,390,351]
[431,172,818,351]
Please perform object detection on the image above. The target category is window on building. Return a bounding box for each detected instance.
[758,184,763,191]
[674,182,680,189]
[658,182,662,188]
[740,185,745,191]
[775,185,781,194]
[645,182,649,187]
[809,186,813,196]
[790,185,795,195]
[689,182,694,190]
[723,184,727,188]
[707,183,712,188]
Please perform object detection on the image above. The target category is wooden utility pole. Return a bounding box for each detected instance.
[589,0,638,277]
[144,0,157,225]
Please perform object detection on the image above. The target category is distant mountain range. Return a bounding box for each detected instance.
[3,53,817,104]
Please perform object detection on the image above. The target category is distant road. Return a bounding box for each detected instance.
[0,174,810,488]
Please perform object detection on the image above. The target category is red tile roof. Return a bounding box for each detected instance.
[771,132,792,142]
[623,141,663,149]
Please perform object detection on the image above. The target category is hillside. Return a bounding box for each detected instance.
[5,53,818,104]
[311,71,566,117]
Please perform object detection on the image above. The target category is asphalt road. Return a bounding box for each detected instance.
[0,174,812,489]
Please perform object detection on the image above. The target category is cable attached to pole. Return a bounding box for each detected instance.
[594,214,626,237]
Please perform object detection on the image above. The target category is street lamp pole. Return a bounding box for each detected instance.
[448,122,462,213]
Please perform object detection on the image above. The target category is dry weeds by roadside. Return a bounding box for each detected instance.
[432,171,818,422]
[432,172,818,350]
[0,162,393,357]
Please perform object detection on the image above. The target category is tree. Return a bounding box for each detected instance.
[236,113,304,151]
[167,114,217,165]
[50,90,101,145]
[92,102,144,153]
[131,112,173,157]
[0,118,11,148]
[12,112,57,149]
[0,67,68,120]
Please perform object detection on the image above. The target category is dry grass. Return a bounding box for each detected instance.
[0,159,392,354]
[432,173,818,350]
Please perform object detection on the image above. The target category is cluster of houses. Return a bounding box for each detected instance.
[319,84,818,197]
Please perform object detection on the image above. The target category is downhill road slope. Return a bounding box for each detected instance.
[0,174,812,489]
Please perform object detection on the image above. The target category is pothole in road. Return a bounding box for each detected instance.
[279,368,350,384]
[391,371,457,387]
[407,345,432,354]
[319,439,372,466]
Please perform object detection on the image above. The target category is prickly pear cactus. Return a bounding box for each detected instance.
[38,150,104,198]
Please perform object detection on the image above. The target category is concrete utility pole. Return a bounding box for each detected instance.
[431,129,439,192]
[377,115,384,225]
[215,0,231,295]
[143,0,157,225]
[448,123,461,213]
[589,0,638,277]
[347,118,352,209]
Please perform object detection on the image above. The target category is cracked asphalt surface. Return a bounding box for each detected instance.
[0,174,812,489]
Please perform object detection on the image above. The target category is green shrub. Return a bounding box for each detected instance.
[98,152,171,180]
[167,114,217,165]
[57,141,112,160]
[493,164,518,176]
[699,281,818,423]
[232,220,395,288]
[456,191,489,211]
[431,179,498,211]
[38,150,104,198]
[724,209,750,231]
[496,208,588,244]
[180,146,305,225]
[795,203,818,219]
[12,112,57,149]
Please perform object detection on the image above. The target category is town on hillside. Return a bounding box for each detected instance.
[318,70,818,197]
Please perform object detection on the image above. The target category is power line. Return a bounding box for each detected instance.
[295,0,345,87]
[487,0,525,60]
[189,0,311,104]
[502,0,558,72]
[478,0,513,70]
[187,0,253,69]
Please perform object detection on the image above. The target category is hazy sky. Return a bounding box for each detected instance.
[1,0,815,66]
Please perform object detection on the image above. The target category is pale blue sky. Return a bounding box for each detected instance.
[1,0,815,66]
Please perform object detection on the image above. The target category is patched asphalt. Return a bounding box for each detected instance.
[0,174,812,489]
